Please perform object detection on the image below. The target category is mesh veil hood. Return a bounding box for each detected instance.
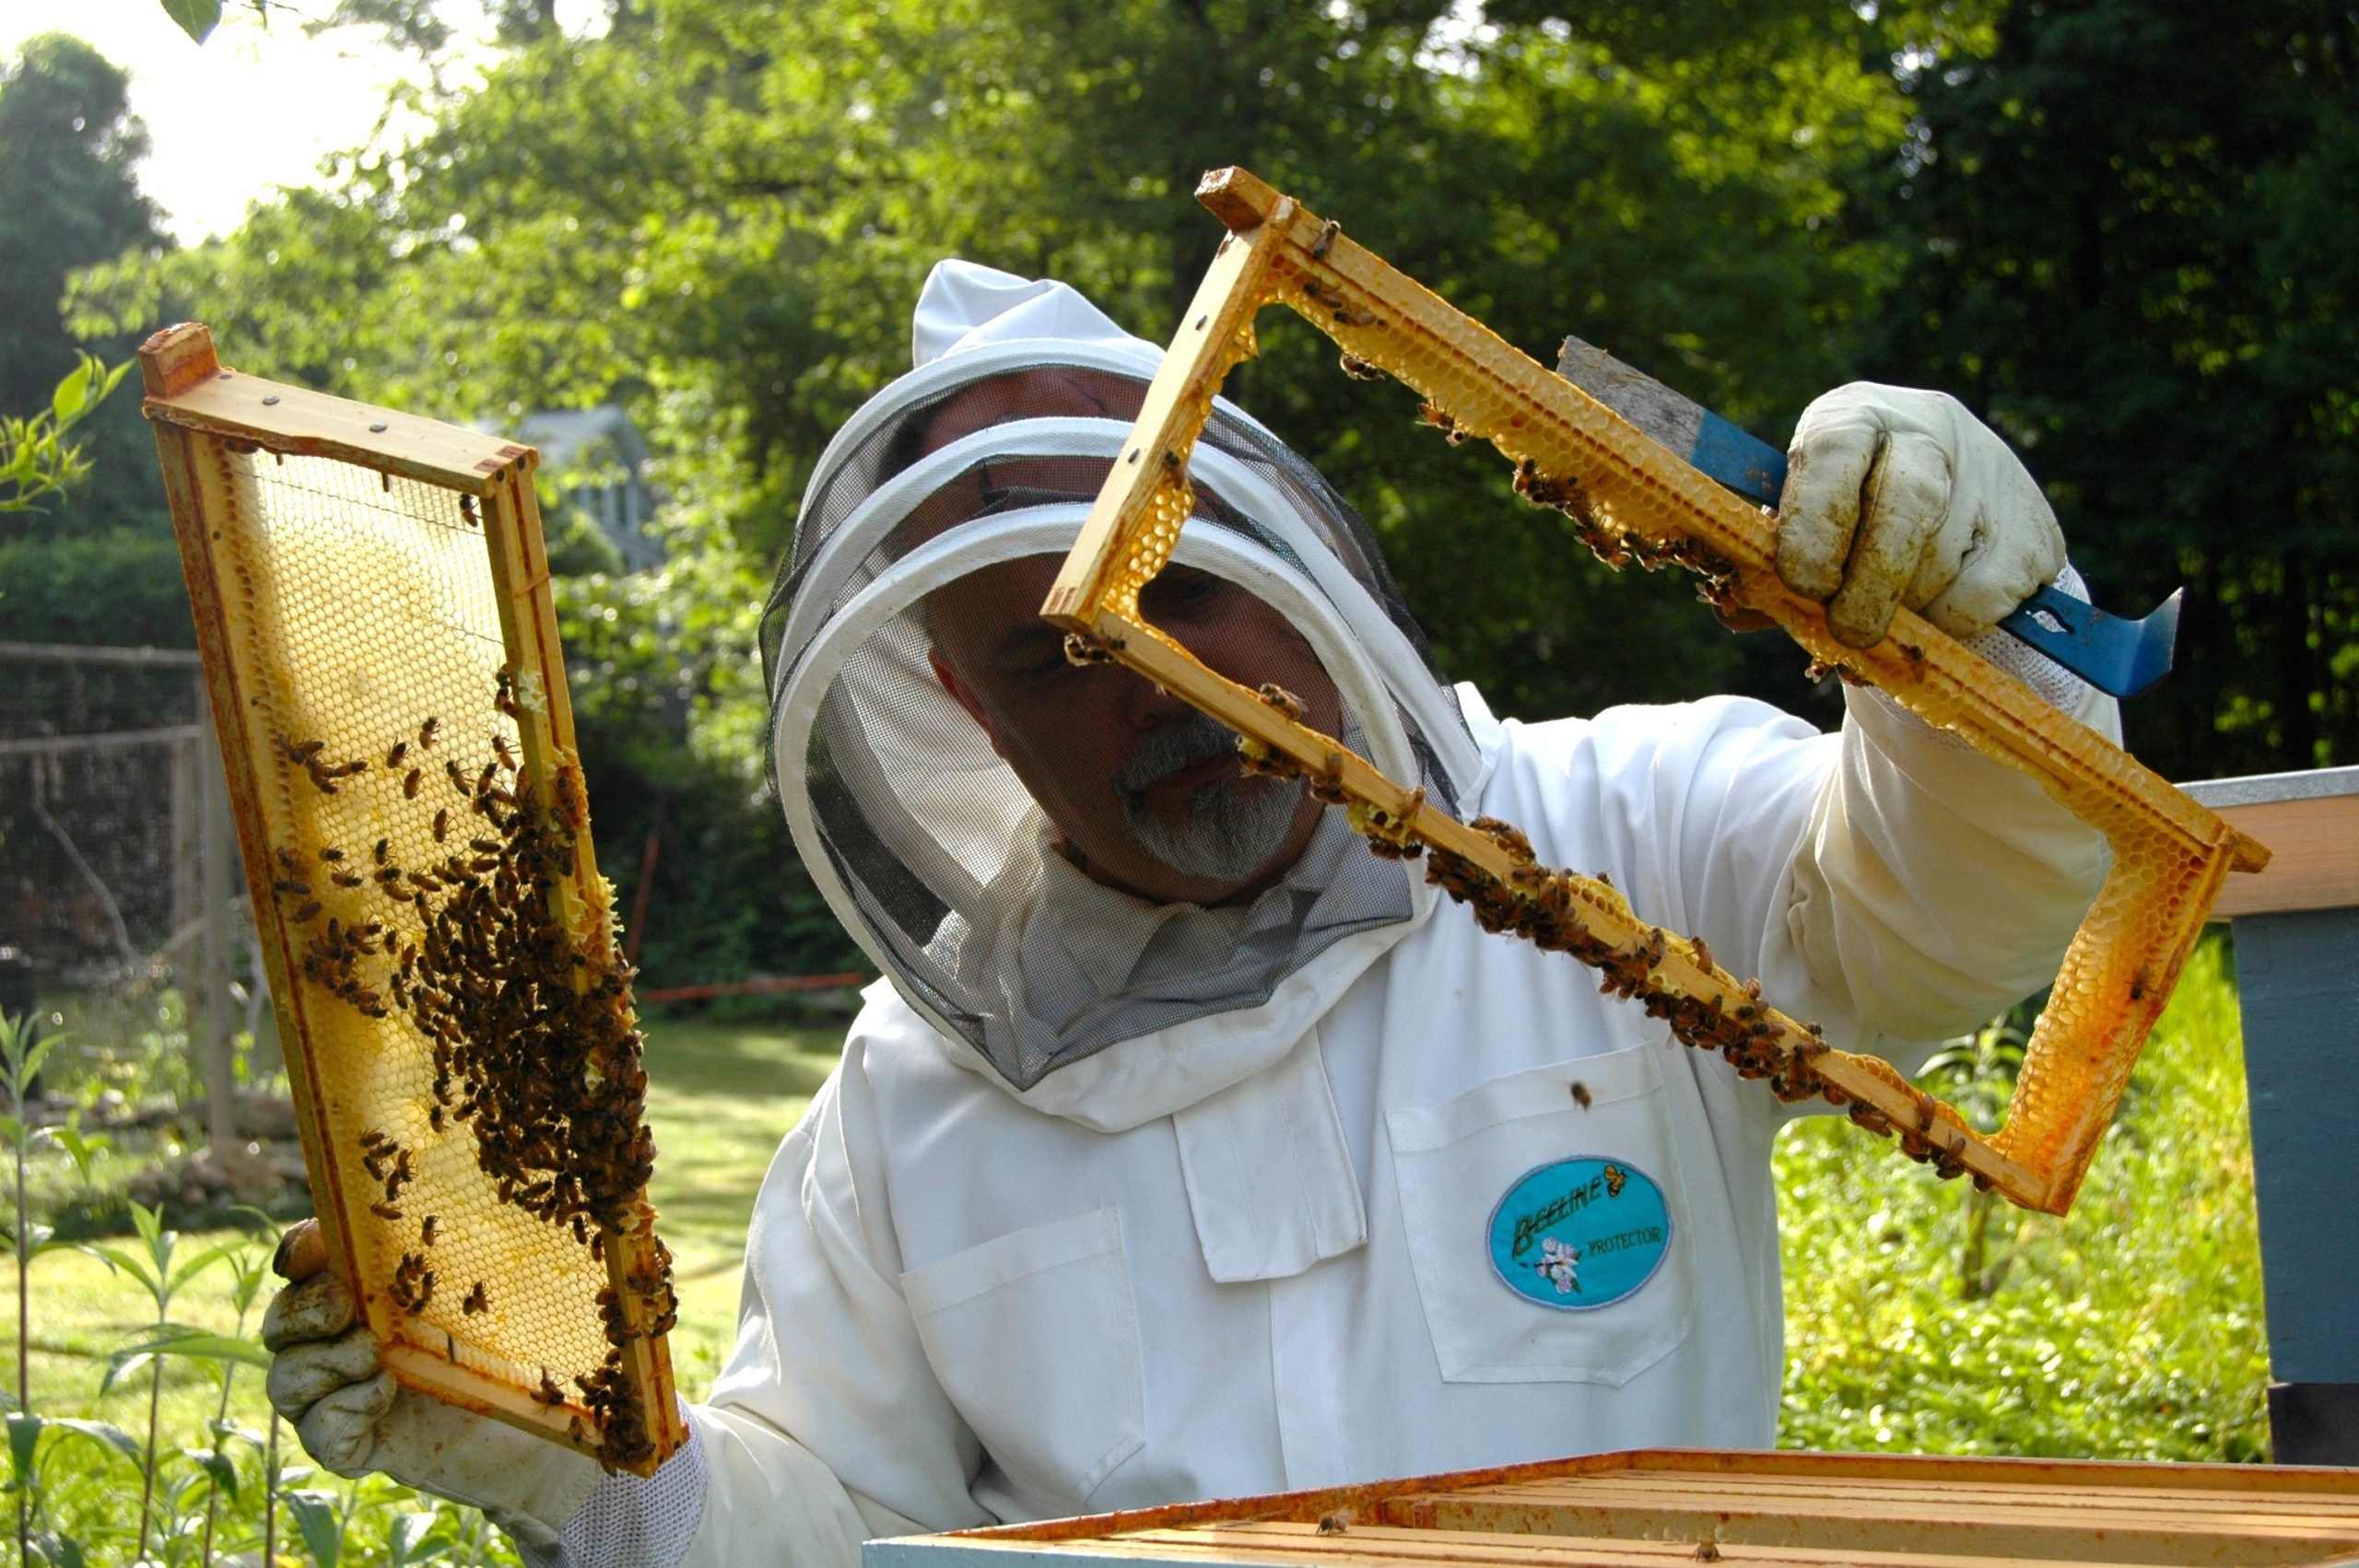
[762,260,1480,1098]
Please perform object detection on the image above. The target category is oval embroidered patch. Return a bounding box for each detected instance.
[1487,1156,1672,1310]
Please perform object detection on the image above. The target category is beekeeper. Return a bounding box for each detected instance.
[263,261,2114,1568]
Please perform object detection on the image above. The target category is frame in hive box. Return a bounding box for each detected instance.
[869,1449,2359,1568]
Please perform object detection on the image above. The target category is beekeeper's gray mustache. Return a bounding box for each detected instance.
[1113,708,1242,802]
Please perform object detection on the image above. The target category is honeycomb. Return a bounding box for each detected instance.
[142,331,682,1472]
[1044,171,2270,1217]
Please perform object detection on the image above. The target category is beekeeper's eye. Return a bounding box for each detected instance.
[1141,565,1224,619]
[993,628,1074,677]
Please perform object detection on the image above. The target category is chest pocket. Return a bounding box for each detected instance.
[899,1206,1145,1505]
[1388,1041,1696,1385]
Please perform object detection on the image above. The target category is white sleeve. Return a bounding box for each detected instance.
[681,1043,992,1566]
[1784,579,2118,1061]
[526,1039,989,1568]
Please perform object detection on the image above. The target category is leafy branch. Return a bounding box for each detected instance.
[0,356,129,517]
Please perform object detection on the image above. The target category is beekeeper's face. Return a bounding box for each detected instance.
[918,373,1341,906]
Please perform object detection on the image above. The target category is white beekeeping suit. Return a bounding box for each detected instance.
[333,261,2106,1568]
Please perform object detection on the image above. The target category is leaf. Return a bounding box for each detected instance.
[169,1238,245,1296]
[158,0,224,44]
[187,1444,240,1500]
[286,1487,344,1568]
[387,1510,452,1565]
[97,1351,155,1394]
[82,1244,161,1299]
[100,1322,270,1391]
[41,1418,143,1466]
[49,361,91,426]
[6,1412,41,1489]
[28,1528,88,1568]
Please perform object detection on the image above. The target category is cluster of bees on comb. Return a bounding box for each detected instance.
[267,666,676,1469]
[1235,680,1985,1188]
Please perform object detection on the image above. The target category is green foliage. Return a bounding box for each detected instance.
[0,35,172,544]
[1778,939,2268,1461]
[1857,0,2359,777]
[0,356,130,518]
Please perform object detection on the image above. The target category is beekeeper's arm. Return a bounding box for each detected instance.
[1771,382,2118,1046]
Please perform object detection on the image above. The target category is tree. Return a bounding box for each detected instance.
[1857,0,2359,777]
[0,36,171,536]
[0,35,183,662]
[68,0,1949,990]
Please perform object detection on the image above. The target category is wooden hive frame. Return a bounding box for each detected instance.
[140,323,685,1472]
[869,1449,2359,1568]
[1042,168,2271,1216]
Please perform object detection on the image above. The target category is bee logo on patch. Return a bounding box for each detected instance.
[1603,1164,1627,1198]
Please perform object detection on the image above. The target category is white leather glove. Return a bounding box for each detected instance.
[1776,382,2066,648]
[263,1228,603,1555]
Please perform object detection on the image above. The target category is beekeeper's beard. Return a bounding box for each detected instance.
[1113,708,1305,884]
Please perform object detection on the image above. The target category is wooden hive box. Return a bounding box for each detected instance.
[866,1451,2359,1568]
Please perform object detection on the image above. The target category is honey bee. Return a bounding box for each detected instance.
[446,759,469,793]
[428,1104,444,1131]
[318,847,345,863]
[331,870,365,889]
[386,740,409,768]
[403,767,423,800]
[534,1368,565,1406]
[276,847,302,874]
[420,1215,439,1245]
[273,878,309,896]
[459,495,480,527]
[419,716,440,748]
[293,899,323,923]
[370,1201,403,1221]
[491,734,518,770]
[432,808,450,843]
[464,1281,488,1315]
[1571,1081,1592,1110]
[373,837,391,865]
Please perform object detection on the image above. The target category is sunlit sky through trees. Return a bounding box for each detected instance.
[1,0,599,242]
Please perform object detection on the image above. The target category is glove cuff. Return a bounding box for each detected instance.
[515,1398,707,1568]
[1855,562,2098,753]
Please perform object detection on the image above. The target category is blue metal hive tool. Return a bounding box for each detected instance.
[1557,335,2181,698]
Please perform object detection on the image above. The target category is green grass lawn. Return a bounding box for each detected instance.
[635,1019,844,1391]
